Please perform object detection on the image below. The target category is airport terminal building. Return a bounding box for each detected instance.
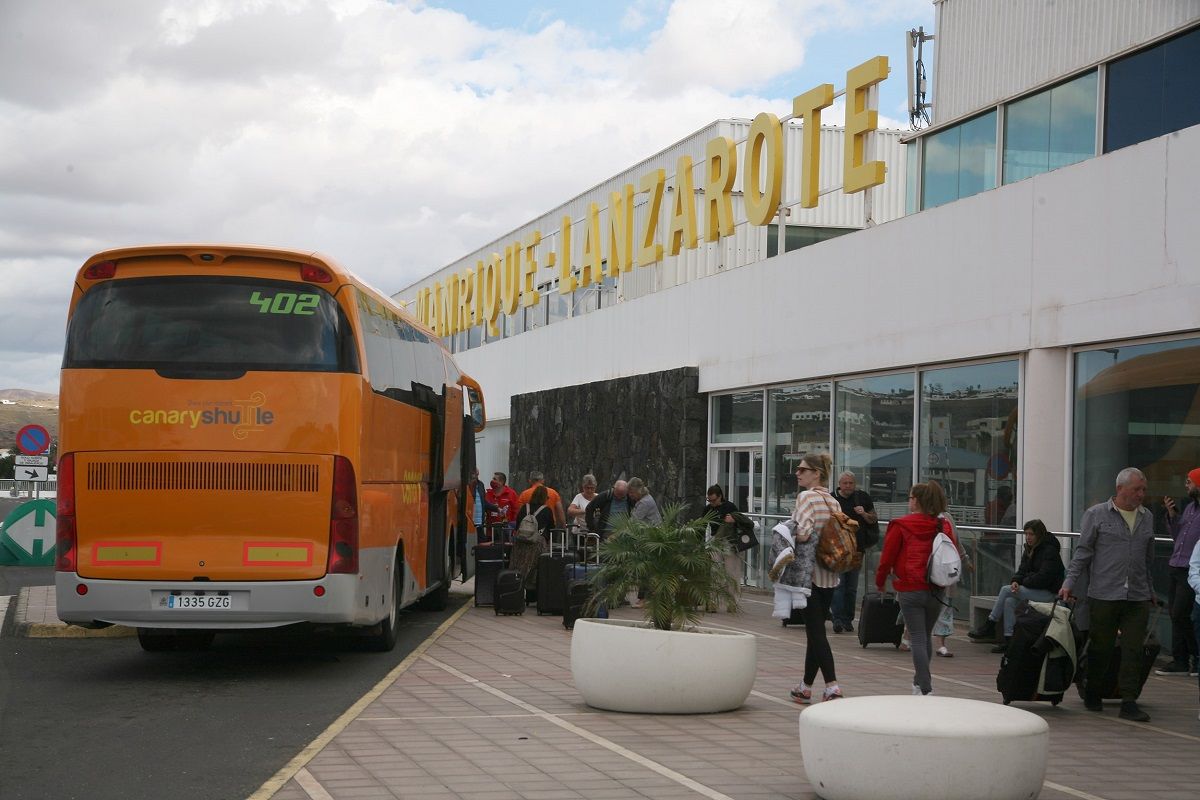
[397,0,1200,587]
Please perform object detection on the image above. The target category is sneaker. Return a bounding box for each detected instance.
[1190,660,1199,678]
[843,621,854,633]
[968,619,997,641]
[1155,662,1190,675]
[823,687,843,701]
[1118,701,1150,722]
[936,646,954,658]
[922,689,934,696]
[1084,693,1103,713]
[790,684,813,704]
[912,684,922,695]
[832,622,844,634]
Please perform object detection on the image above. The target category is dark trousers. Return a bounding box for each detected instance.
[803,585,837,685]
[1087,598,1150,702]
[1167,566,1197,665]
[831,567,860,625]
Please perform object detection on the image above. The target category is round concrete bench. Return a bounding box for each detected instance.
[798,696,1048,800]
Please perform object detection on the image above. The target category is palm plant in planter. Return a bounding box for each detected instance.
[586,504,739,628]
[570,504,757,714]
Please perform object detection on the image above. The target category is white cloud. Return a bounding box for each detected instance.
[0,0,931,393]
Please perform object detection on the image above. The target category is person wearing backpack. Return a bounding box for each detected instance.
[509,485,554,594]
[874,480,962,696]
[787,453,846,704]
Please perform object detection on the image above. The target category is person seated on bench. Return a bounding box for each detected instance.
[969,519,1064,652]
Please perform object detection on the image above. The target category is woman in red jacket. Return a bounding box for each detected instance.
[875,480,961,696]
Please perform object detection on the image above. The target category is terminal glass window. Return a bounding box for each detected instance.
[766,225,856,257]
[547,283,567,325]
[711,391,764,444]
[1105,26,1200,154]
[834,373,914,512]
[921,110,997,210]
[1072,337,1200,529]
[766,383,831,515]
[1004,71,1097,184]
[918,361,1020,527]
[572,278,598,316]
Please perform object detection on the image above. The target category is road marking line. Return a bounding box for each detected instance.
[1042,781,1109,800]
[293,768,335,800]
[245,601,471,800]
[422,654,737,800]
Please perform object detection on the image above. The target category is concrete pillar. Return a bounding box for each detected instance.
[1020,348,1070,530]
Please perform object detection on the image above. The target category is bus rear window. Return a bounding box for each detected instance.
[63,277,360,373]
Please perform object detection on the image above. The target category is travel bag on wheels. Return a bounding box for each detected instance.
[564,532,604,630]
[494,569,525,615]
[997,599,1075,705]
[857,591,905,648]
[474,558,504,607]
[536,529,576,616]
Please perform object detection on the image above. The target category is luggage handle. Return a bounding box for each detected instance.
[549,527,572,557]
[577,531,601,565]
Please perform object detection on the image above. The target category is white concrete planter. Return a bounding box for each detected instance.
[798,695,1049,800]
[570,618,757,714]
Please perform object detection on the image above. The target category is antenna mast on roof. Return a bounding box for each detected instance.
[907,26,934,130]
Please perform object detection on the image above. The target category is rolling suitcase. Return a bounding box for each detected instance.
[997,599,1073,705]
[536,529,575,616]
[1076,606,1161,700]
[494,569,525,615]
[474,559,503,607]
[857,591,905,648]
[564,532,604,629]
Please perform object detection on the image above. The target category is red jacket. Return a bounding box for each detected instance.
[485,485,519,524]
[875,513,960,593]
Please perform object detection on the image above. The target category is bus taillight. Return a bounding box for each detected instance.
[301,265,332,283]
[83,260,117,279]
[327,456,359,574]
[56,453,77,572]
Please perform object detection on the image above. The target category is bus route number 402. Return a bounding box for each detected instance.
[248,291,319,315]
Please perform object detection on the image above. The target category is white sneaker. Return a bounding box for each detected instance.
[912,684,921,695]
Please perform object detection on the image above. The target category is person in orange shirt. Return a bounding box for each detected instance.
[516,470,565,528]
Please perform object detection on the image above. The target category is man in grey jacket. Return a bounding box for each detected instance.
[1059,467,1157,722]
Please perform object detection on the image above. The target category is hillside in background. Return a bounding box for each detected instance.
[0,390,59,450]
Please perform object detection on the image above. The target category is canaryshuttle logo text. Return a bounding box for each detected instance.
[128,392,275,439]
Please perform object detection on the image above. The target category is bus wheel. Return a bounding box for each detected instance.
[415,579,449,612]
[367,563,401,652]
[137,628,177,652]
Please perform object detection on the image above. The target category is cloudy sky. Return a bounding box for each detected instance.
[0,0,933,394]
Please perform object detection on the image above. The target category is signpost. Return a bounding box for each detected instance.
[13,424,52,499]
[0,499,56,566]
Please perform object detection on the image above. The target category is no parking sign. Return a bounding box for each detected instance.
[16,424,51,456]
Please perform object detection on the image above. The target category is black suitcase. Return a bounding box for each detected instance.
[536,529,575,615]
[494,569,525,615]
[997,600,1072,705]
[857,591,905,648]
[473,543,506,564]
[1076,607,1162,701]
[563,532,603,629]
[474,559,503,607]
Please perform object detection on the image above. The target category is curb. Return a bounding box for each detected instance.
[20,621,137,638]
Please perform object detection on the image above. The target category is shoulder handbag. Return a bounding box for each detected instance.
[814,491,860,572]
[729,512,760,552]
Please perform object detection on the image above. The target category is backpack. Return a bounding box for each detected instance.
[815,493,860,573]
[515,504,546,543]
[926,520,962,588]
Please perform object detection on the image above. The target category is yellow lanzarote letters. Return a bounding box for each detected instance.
[580,203,603,287]
[607,184,635,276]
[844,56,889,194]
[557,215,576,294]
[704,137,737,243]
[793,83,834,209]
[744,112,783,226]
[637,169,666,267]
[667,156,697,256]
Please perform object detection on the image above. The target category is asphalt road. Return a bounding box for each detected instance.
[0,578,466,800]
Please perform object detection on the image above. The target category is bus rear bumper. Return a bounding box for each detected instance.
[54,572,364,629]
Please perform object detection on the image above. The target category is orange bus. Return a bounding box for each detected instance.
[54,244,485,652]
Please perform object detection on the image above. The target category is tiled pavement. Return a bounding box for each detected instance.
[256,586,1200,800]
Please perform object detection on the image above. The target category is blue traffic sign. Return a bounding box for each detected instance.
[16,424,50,456]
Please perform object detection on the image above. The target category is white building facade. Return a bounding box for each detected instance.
[398,1,1200,587]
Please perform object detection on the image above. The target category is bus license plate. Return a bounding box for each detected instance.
[167,593,231,610]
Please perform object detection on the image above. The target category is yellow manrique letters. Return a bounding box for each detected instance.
[521,231,541,307]
[500,243,520,316]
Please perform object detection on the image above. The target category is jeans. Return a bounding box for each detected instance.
[898,590,944,694]
[988,585,1057,636]
[1167,566,1197,665]
[1087,598,1150,702]
[831,567,860,625]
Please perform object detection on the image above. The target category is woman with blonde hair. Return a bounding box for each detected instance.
[875,480,962,696]
[787,452,845,703]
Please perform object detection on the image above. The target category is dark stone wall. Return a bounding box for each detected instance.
[509,367,707,513]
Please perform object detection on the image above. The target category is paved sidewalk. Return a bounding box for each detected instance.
[9,583,135,637]
[256,584,1200,800]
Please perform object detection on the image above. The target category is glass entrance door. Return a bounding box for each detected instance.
[712,448,762,514]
